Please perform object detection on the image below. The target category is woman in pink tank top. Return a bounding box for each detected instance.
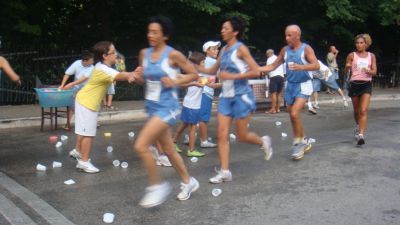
[345,34,377,146]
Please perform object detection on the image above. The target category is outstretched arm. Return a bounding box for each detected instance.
[259,47,285,73]
[0,56,21,85]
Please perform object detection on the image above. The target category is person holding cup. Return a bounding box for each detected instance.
[345,33,377,146]
[259,25,319,160]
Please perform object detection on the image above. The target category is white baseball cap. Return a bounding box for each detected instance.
[202,41,221,52]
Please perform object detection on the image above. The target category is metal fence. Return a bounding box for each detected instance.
[0,46,145,105]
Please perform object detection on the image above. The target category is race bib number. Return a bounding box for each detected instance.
[222,80,235,97]
[145,80,162,101]
[300,80,313,95]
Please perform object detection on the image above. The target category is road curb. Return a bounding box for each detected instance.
[1,94,399,130]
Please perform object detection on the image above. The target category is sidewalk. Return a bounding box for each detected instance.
[1,87,399,130]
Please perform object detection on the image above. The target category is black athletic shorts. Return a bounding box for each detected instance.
[269,76,284,93]
[348,81,372,97]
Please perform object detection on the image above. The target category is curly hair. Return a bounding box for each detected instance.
[355,33,372,49]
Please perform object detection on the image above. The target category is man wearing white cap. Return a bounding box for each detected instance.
[198,41,222,148]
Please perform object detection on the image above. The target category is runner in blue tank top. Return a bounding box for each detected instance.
[197,16,273,184]
[259,25,320,161]
[133,16,200,208]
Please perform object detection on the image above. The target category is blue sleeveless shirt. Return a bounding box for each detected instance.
[142,46,180,109]
[220,42,252,97]
[284,43,312,83]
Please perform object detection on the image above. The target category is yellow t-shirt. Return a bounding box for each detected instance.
[76,62,119,111]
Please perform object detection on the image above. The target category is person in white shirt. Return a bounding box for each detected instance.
[173,52,206,157]
[59,51,94,130]
[198,41,222,148]
[265,49,284,114]
[307,60,348,114]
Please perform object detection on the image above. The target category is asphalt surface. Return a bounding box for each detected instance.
[0,100,400,225]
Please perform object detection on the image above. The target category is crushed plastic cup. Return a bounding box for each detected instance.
[60,135,68,142]
[190,157,198,163]
[64,179,75,185]
[112,160,120,167]
[121,162,128,168]
[36,163,47,171]
[308,138,316,143]
[229,133,236,141]
[107,146,113,153]
[103,213,115,224]
[49,135,58,144]
[55,141,62,148]
[275,121,282,127]
[104,132,112,137]
[128,132,135,138]
[52,161,62,168]
[212,188,222,197]
[281,132,288,137]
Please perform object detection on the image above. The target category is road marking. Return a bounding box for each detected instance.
[0,193,37,225]
[0,172,75,225]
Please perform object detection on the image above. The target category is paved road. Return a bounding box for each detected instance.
[0,100,399,225]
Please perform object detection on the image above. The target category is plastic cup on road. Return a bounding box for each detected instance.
[128,132,135,138]
[104,132,112,137]
[55,141,62,148]
[36,163,47,171]
[190,157,198,163]
[281,132,288,137]
[64,179,75,185]
[212,188,222,197]
[121,162,128,168]
[275,121,282,127]
[107,146,113,153]
[112,160,120,167]
[49,135,58,144]
[52,161,62,168]
[103,213,115,223]
[60,135,68,142]
[229,133,236,141]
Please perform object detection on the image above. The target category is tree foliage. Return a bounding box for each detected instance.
[0,0,398,62]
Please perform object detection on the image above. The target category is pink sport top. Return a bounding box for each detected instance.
[351,52,372,81]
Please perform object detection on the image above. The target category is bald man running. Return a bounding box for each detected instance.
[260,25,319,160]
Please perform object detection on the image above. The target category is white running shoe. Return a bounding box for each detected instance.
[158,155,172,167]
[69,149,82,160]
[313,103,320,109]
[261,136,273,160]
[139,182,172,208]
[209,170,232,184]
[343,99,349,107]
[356,133,365,146]
[76,160,99,173]
[177,177,199,201]
[200,140,217,148]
